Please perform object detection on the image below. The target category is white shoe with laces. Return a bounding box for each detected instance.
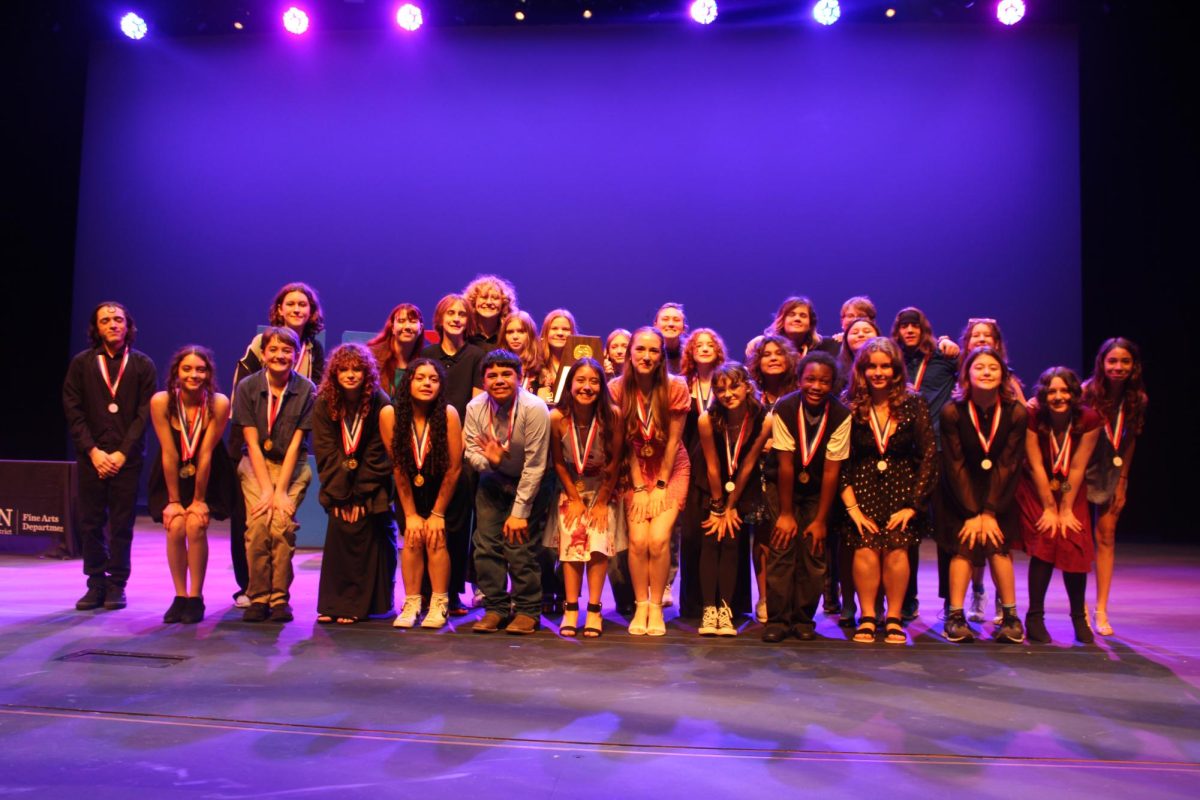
[393,595,422,628]
[421,594,449,629]
[698,606,718,636]
[717,602,738,637]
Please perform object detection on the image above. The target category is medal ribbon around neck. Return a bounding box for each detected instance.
[1048,427,1072,478]
[724,416,751,481]
[296,342,310,379]
[967,399,1001,457]
[340,406,366,457]
[692,380,713,413]
[635,390,656,443]
[97,348,130,403]
[488,397,517,451]
[911,355,929,391]
[411,418,431,474]
[266,387,285,440]
[570,413,598,476]
[869,405,894,458]
[1103,404,1125,452]
[798,403,830,471]
[176,390,207,463]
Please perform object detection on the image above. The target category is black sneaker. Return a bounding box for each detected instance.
[180,597,206,625]
[103,585,127,610]
[942,611,975,643]
[1025,611,1051,644]
[1071,613,1094,644]
[900,598,920,622]
[76,586,106,611]
[996,613,1025,644]
[242,602,270,622]
[163,596,188,623]
[270,603,295,623]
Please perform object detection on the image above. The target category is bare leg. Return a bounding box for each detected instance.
[853,548,881,621]
[400,537,425,598]
[585,555,608,606]
[948,556,972,610]
[184,515,209,596]
[647,509,680,603]
[882,548,910,618]
[988,554,1016,607]
[165,516,188,597]
[427,539,451,595]
[1094,505,1119,617]
[627,520,651,603]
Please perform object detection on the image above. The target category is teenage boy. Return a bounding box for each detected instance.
[464,350,551,635]
[762,352,851,643]
[233,326,315,623]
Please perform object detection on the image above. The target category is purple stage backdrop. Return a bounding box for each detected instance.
[72,23,1080,389]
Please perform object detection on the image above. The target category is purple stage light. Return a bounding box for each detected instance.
[997,0,1026,25]
[813,0,841,25]
[396,3,423,32]
[119,12,148,40]
[689,0,718,25]
[282,6,310,35]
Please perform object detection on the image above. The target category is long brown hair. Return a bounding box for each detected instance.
[953,346,1017,404]
[618,326,671,444]
[764,296,823,351]
[317,343,380,421]
[891,306,937,358]
[1082,337,1148,436]
[847,337,910,421]
[707,362,763,442]
[679,328,727,381]
[502,310,545,380]
[367,303,424,394]
[268,282,325,341]
[165,345,219,417]
[392,358,451,480]
[557,358,617,463]
[747,335,799,400]
[1031,366,1086,436]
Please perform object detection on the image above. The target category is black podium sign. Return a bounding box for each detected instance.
[0,461,78,555]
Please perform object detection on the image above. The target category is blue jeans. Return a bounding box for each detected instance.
[473,471,551,618]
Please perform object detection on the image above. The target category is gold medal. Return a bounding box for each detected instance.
[262,439,273,452]
[179,463,196,479]
[981,458,993,471]
[1112,456,1123,467]
[1049,478,1061,492]
[414,473,425,487]
[1061,480,1071,493]
[798,470,810,484]
[724,480,735,493]
[877,459,888,472]
[107,402,119,414]
[344,458,358,471]
[575,480,586,494]
[641,443,655,458]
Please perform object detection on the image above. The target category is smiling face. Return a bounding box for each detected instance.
[759,342,788,376]
[546,316,573,351]
[654,307,685,342]
[570,365,602,408]
[263,337,297,378]
[95,305,128,352]
[336,364,365,394]
[783,304,812,338]
[1044,376,1072,414]
[504,318,530,354]
[865,350,895,394]
[409,363,441,404]
[800,362,835,408]
[1103,346,1134,385]
[484,365,518,404]
[714,375,748,412]
[607,334,630,366]
[968,353,1003,394]
[474,284,505,321]
[631,331,663,376]
[897,323,922,349]
[846,320,879,353]
[391,311,422,347]
[278,291,312,334]
[177,353,209,393]
[691,333,718,366]
[968,323,996,351]
[441,300,469,338]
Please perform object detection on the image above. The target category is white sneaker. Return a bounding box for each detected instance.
[717,602,738,637]
[698,606,718,636]
[393,595,421,628]
[993,595,1004,625]
[421,594,448,629]
[662,585,674,608]
[234,593,250,609]
[755,599,767,623]
[968,589,985,623]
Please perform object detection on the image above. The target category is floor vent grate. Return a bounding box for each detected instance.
[58,650,191,668]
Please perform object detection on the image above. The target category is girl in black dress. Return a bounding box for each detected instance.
[935,346,1027,643]
[840,337,938,644]
[380,358,463,629]
[312,344,397,624]
[149,346,232,624]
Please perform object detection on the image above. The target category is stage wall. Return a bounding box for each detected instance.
[71,23,1080,393]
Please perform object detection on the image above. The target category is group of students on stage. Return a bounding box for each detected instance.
[62,277,1147,646]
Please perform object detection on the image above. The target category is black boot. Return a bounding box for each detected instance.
[1071,613,1094,644]
[1025,611,1051,644]
[163,596,187,623]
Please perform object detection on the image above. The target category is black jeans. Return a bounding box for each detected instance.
[764,489,826,632]
[77,457,140,589]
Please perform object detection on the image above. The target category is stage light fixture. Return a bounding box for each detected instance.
[689,0,718,25]
[282,6,310,35]
[996,0,1025,25]
[120,12,148,40]
[233,21,244,30]
[515,10,526,21]
[583,9,593,18]
[813,0,841,25]
[886,8,896,17]
[396,3,423,31]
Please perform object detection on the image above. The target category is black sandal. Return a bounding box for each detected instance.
[559,601,579,637]
[884,616,907,645]
[853,619,877,643]
[583,602,603,638]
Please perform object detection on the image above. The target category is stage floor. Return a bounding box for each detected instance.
[1,521,1198,798]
